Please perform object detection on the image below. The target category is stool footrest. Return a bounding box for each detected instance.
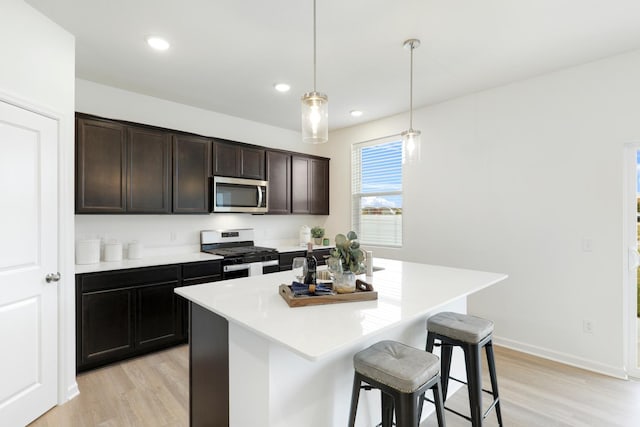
[448,375,496,396]
[423,395,500,422]
[423,397,472,422]
[483,396,500,419]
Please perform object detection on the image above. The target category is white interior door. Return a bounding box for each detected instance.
[0,100,58,426]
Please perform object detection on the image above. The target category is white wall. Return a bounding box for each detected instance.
[320,50,640,377]
[75,79,328,252]
[1,0,76,402]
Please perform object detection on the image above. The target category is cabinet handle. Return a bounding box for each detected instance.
[46,272,61,283]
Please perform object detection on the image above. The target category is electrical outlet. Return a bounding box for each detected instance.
[582,320,594,334]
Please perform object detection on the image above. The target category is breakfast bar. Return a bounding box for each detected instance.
[175,258,508,427]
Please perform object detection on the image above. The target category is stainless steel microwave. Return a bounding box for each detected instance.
[211,176,268,213]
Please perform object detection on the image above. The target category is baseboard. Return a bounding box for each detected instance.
[493,335,628,380]
[66,382,80,401]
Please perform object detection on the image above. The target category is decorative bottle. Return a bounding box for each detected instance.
[303,242,317,285]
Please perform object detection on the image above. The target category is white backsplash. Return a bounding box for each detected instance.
[75,214,328,258]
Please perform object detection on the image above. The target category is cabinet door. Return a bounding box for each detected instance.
[240,146,265,180]
[310,158,329,215]
[213,141,240,177]
[136,282,183,349]
[279,251,306,271]
[173,135,211,213]
[127,126,171,213]
[76,118,126,213]
[314,248,332,266]
[266,151,291,214]
[291,156,310,214]
[79,288,134,368]
[213,141,265,180]
[182,260,222,286]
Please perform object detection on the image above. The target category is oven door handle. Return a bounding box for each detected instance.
[257,185,263,208]
[262,260,279,267]
[223,264,251,273]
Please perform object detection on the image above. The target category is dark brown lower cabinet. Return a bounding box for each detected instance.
[76,265,184,372]
[279,248,333,271]
[80,288,134,366]
[76,260,222,372]
[314,248,332,266]
[136,282,183,350]
[279,251,305,271]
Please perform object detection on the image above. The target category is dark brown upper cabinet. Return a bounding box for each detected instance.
[127,127,171,213]
[76,117,127,213]
[291,155,311,214]
[76,117,172,214]
[310,158,329,215]
[266,150,291,214]
[213,140,265,180]
[291,155,329,215]
[75,113,329,216]
[172,135,211,214]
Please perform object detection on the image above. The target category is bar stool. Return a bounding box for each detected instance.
[424,312,503,427]
[348,340,446,427]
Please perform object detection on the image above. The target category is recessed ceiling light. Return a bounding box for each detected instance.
[274,83,291,93]
[350,110,363,117]
[146,36,170,51]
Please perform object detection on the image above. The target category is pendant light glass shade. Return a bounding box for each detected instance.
[401,128,421,164]
[402,38,421,164]
[301,0,328,143]
[301,91,328,143]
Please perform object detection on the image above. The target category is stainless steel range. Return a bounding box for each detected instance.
[200,229,279,279]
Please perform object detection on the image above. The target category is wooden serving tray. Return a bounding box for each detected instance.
[279,284,378,308]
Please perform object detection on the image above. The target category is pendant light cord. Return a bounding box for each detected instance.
[409,41,414,130]
[313,0,317,92]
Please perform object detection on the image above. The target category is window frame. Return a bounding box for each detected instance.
[351,135,404,248]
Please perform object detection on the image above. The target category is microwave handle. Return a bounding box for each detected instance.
[257,185,263,208]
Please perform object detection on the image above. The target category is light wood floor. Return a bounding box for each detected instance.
[30,345,640,427]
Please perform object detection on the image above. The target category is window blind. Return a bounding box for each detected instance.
[352,136,403,247]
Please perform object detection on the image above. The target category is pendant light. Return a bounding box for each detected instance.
[301,0,328,144]
[401,38,421,164]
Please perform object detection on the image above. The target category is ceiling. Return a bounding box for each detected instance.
[25,0,640,132]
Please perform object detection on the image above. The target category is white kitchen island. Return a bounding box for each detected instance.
[175,258,507,427]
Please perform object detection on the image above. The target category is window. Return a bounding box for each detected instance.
[352,137,403,247]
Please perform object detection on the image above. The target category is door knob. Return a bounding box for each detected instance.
[45,272,61,283]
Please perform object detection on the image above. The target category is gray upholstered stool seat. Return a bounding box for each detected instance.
[354,340,440,393]
[349,340,446,427]
[426,311,493,344]
[425,312,502,427]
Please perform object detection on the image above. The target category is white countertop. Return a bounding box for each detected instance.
[175,258,507,361]
[275,244,334,253]
[75,252,223,274]
[75,246,334,274]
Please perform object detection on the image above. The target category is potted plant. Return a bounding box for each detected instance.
[329,231,365,293]
[310,226,325,245]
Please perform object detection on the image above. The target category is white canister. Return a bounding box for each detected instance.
[128,241,143,259]
[75,239,101,265]
[365,250,374,276]
[299,225,311,247]
[104,241,123,262]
